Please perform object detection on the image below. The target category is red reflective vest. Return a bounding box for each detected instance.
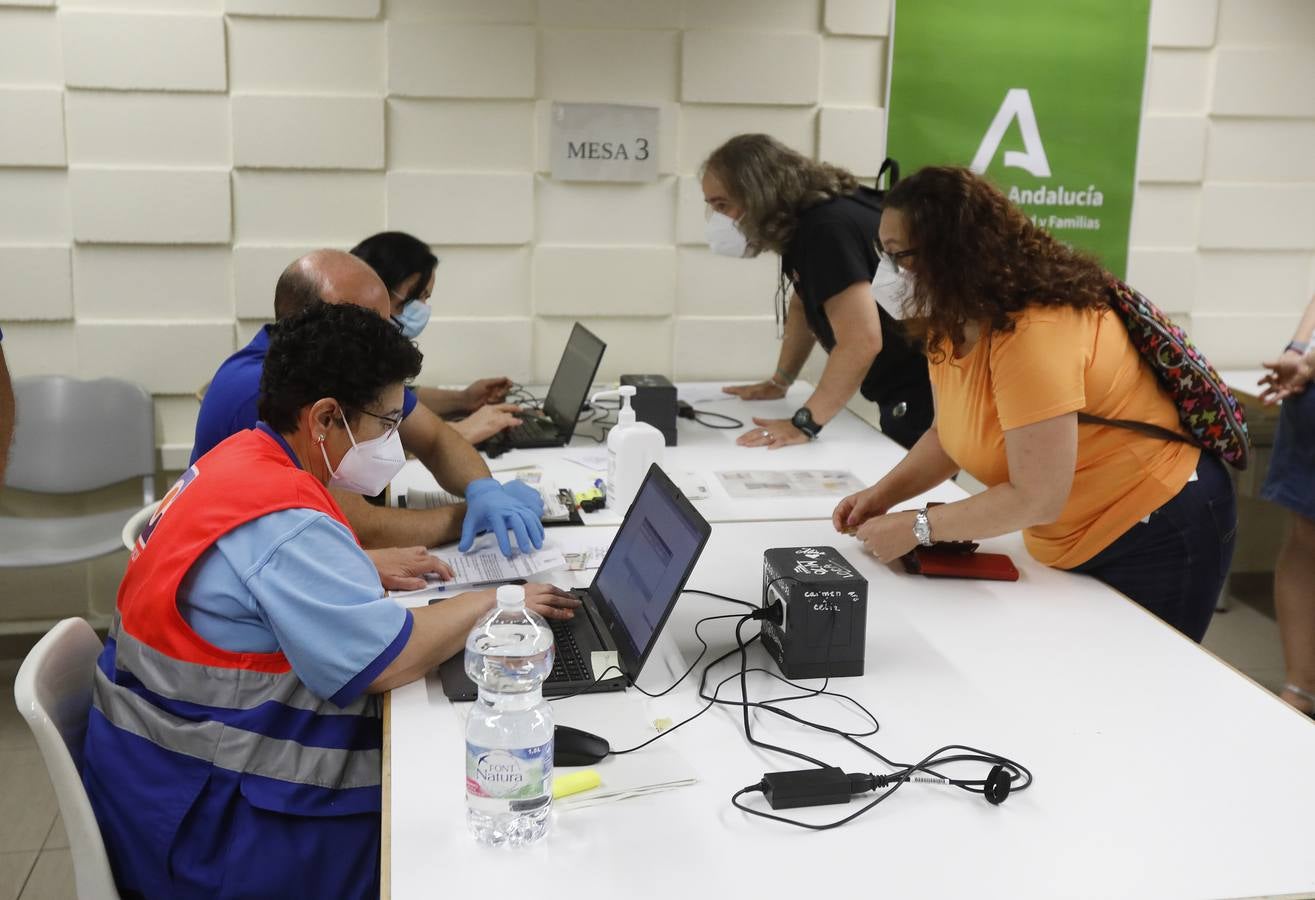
[84,427,385,899]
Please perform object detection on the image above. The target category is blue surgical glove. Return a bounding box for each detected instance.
[459,478,546,557]
[501,479,544,516]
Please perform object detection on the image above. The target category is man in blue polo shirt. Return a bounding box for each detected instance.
[193,250,543,557]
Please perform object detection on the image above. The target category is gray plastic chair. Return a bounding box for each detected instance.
[0,376,155,568]
[15,618,122,899]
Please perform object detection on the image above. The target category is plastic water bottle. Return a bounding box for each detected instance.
[464,584,555,846]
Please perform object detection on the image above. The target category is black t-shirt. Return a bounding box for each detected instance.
[781,190,929,406]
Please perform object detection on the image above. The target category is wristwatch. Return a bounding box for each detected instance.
[791,407,823,439]
[913,507,934,547]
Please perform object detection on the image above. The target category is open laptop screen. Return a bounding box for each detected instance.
[542,323,606,438]
[591,465,711,676]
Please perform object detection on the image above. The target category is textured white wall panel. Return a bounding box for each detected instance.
[673,316,780,380]
[232,94,384,170]
[0,88,64,167]
[821,36,884,107]
[536,177,675,245]
[1137,115,1208,183]
[76,320,234,393]
[60,12,226,92]
[224,0,378,18]
[0,9,62,86]
[818,106,885,177]
[232,170,384,243]
[824,0,889,36]
[388,24,535,99]
[0,246,71,320]
[534,246,676,317]
[65,92,231,167]
[387,172,534,245]
[533,316,672,383]
[227,18,384,94]
[682,0,820,32]
[390,99,535,171]
[1198,184,1315,250]
[540,29,679,103]
[676,248,782,317]
[1150,0,1218,48]
[69,168,231,244]
[681,31,820,105]
[73,246,232,319]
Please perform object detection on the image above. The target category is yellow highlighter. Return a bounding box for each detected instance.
[552,769,601,800]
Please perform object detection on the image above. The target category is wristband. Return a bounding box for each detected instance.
[1285,341,1310,356]
[771,368,796,387]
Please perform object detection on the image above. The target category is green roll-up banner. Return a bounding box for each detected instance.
[886,0,1151,278]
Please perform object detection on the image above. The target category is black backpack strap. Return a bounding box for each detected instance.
[1077,412,1198,447]
[876,157,900,193]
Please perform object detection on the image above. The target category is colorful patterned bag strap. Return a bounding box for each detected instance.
[1085,279,1251,470]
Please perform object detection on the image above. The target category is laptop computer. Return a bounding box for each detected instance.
[480,322,606,452]
[439,464,713,700]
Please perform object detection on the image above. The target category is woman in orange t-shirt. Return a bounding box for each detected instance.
[834,167,1236,641]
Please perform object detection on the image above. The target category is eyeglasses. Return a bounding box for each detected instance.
[876,246,918,274]
[351,407,404,440]
[390,288,431,305]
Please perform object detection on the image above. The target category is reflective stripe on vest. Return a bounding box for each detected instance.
[91,429,382,800]
[98,618,381,790]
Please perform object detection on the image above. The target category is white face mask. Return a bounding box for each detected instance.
[319,413,406,496]
[705,211,750,258]
[871,260,916,320]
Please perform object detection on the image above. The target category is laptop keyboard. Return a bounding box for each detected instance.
[546,616,593,683]
[507,416,558,444]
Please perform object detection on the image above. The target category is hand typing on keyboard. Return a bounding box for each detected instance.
[478,583,579,621]
[450,403,523,445]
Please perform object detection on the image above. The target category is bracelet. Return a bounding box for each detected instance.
[771,368,796,387]
[1286,341,1310,356]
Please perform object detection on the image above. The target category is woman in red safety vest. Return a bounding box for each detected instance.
[82,302,579,899]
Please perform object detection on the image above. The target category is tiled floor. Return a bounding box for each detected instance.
[0,657,75,900]
[0,594,1290,900]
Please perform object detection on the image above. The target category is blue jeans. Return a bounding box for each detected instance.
[1068,452,1237,642]
[1261,384,1315,521]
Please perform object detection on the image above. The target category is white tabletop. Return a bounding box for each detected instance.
[392,382,960,525]
[386,522,1315,900]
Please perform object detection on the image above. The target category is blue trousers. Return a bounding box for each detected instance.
[1068,452,1237,643]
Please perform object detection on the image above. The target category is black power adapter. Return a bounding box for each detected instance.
[763,767,857,810]
[760,764,1014,811]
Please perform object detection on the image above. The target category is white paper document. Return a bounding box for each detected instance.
[564,546,608,571]
[387,547,567,602]
[716,469,865,499]
[563,451,609,471]
[555,744,698,811]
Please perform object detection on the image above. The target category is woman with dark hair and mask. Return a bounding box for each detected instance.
[82,302,579,898]
[702,134,932,450]
[833,166,1236,642]
[351,231,522,445]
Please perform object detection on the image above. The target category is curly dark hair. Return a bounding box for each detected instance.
[883,166,1110,359]
[259,302,423,433]
[702,134,859,256]
[350,231,438,300]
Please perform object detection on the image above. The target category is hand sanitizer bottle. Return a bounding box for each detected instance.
[590,386,664,511]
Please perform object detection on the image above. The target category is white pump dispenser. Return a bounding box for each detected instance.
[590,385,665,511]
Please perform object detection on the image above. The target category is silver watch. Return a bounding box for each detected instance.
[913,507,934,547]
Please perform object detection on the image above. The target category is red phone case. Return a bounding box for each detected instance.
[901,547,1020,581]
